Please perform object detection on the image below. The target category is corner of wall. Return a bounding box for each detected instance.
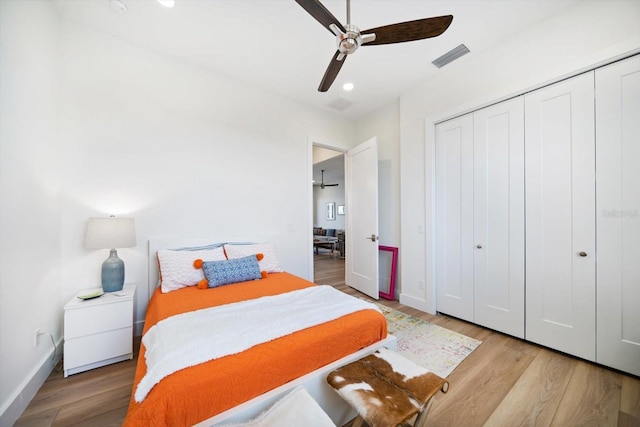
[0,342,62,426]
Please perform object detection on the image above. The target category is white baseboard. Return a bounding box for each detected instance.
[0,337,63,427]
[399,292,435,315]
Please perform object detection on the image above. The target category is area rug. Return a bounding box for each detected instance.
[375,303,482,378]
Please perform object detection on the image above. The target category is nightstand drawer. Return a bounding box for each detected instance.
[65,300,133,339]
[64,327,132,369]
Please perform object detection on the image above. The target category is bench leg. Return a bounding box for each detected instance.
[413,395,437,427]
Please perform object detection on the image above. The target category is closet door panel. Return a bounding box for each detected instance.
[435,114,474,321]
[596,55,640,376]
[473,97,525,338]
[525,72,596,361]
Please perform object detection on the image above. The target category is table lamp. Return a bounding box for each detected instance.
[85,216,136,292]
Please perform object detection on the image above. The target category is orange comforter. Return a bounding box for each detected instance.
[123,272,387,426]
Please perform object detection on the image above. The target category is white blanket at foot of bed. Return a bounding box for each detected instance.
[135,285,380,402]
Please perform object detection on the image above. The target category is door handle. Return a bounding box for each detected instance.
[476,244,483,249]
[578,251,588,257]
[367,234,378,242]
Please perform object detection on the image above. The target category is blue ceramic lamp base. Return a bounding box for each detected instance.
[102,249,125,292]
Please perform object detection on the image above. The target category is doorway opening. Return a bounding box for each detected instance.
[312,146,346,281]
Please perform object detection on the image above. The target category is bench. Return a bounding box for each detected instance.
[327,348,448,427]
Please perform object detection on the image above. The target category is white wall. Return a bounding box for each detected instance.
[0,1,61,424]
[398,0,640,313]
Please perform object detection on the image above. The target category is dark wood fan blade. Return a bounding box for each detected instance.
[362,15,453,45]
[318,51,346,92]
[295,0,345,35]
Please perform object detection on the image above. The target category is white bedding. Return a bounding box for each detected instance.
[135,285,380,402]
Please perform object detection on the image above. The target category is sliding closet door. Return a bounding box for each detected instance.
[596,55,640,376]
[525,72,596,361]
[473,98,525,338]
[435,114,474,322]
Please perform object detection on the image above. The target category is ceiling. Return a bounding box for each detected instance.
[53,0,579,121]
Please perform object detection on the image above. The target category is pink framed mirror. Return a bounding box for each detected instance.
[379,246,398,300]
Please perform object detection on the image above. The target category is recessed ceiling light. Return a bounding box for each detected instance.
[342,82,354,91]
[157,0,175,8]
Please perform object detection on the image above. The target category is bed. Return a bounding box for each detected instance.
[123,238,395,427]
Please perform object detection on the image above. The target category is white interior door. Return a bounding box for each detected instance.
[346,137,379,299]
[435,114,474,321]
[525,72,596,361]
[596,55,640,376]
[473,97,525,338]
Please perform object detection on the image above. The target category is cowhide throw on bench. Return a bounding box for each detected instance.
[327,347,448,427]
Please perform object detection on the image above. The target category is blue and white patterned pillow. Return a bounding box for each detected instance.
[202,255,262,288]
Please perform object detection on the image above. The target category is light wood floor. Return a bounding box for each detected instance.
[16,254,640,426]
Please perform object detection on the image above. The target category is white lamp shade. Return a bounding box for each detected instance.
[85,217,136,249]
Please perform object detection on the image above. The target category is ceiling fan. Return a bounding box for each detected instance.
[295,0,453,92]
[314,169,339,189]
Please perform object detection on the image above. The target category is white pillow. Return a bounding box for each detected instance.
[224,243,284,273]
[218,387,335,427]
[157,247,227,293]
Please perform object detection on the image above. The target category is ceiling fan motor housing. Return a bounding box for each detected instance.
[333,24,362,55]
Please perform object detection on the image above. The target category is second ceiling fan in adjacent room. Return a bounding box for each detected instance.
[314,169,339,189]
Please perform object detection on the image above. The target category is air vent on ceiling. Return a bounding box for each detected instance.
[432,44,470,68]
[327,97,353,111]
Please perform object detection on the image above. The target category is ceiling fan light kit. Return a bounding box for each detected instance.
[295,0,453,92]
[331,24,375,58]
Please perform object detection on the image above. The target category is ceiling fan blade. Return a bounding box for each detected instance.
[318,50,347,92]
[295,0,345,35]
[361,15,453,45]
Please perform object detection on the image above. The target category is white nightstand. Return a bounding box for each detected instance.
[63,284,135,377]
